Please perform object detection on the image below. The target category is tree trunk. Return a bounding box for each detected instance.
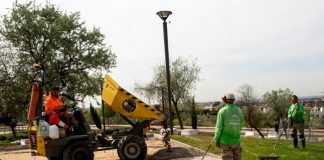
[173,103,183,129]
[10,119,17,137]
[11,125,16,137]
[246,108,264,138]
[249,122,264,138]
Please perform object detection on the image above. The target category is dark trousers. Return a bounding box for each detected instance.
[291,121,305,148]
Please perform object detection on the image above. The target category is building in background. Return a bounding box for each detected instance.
[300,96,324,118]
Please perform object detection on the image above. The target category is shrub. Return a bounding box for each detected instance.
[1,131,28,142]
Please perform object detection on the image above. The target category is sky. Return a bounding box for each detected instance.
[1,0,324,102]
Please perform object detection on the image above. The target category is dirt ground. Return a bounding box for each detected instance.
[0,137,200,160]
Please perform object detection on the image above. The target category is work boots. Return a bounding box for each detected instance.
[300,134,306,149]
[301,139,306,149]
[292,132,298,148]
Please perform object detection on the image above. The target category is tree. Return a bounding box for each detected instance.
[237,84,264,138]
[0,37,29,132]
[263,88,293,120]
[0,2,116,99]
[0,2,116,121]
[135,57,201,129]
[191,97,197,129]
[263,88,293,138]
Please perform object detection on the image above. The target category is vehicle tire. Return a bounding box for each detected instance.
[117,135,147,160]
[48,157,60,160]
[62,141,94,160]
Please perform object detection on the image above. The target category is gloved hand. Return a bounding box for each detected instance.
[54,105,67,113]
[216,141,221,148]
[65,102,77,109]
[63,124,69,129]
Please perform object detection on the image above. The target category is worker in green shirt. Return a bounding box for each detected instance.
[288,95,305,148]
[213,93,244,160]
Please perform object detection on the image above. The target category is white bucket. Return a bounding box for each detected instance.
[49,125,59,139]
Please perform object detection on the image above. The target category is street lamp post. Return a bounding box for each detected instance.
[157,10,173,135]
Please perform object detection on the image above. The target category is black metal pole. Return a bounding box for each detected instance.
[101,82,106,136]
[162,20,173,135]
[101,99,106,136]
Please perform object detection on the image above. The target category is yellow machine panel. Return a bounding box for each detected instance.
[28,124,45,156]
[102,74,165,121]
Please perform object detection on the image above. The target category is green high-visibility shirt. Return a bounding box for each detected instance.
[288,103,304,122]
[213,104,244,144]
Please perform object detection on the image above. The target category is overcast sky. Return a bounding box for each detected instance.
[1,0,324,102]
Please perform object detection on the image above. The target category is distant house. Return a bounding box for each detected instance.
[311,106,324,118]
[258,104,271,113]
[195,104,206,110]
[300,96,324,107]
[195,101,220,110]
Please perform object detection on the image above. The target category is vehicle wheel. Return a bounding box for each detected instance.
[62,141,94,160]
[48,156,63,160]
[117,135,147,160]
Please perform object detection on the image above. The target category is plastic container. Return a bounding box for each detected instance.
[49,125,59,139]
[38,120,49,138]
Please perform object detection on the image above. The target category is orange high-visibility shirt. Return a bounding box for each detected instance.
[45,96,64,112]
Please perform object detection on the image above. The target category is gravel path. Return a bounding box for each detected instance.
[0,136,207,160]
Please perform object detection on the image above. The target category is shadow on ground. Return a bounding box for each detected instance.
[147,147,203,160]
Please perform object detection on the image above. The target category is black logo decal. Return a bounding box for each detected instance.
[122,99,136,112]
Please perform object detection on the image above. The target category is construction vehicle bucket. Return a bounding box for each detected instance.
[102,74,165,122]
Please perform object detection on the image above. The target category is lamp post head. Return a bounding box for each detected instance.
[157,11,172,21]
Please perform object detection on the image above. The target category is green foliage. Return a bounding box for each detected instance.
[197,114,216,126]
[191,98,197,129]
[97,104,117,118]
[173,113,216,127]
[201,109,211,115]
[0,40,29,123]
[0,2,116,121]
[263,88,293,120]
[83,103,119,124]
[0,131,28,142]
[240,106,268,129]
[304,108,312,128]
[261,110,278,128]
[320,116,324,129]
[312,116,324,129]
[210,108,220,115]
[83,109,94,125]
[0,2,116,97]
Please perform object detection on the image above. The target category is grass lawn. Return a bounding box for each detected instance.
[0,141,19,146]
[171,132,324,160]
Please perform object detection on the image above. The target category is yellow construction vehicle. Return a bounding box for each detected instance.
[27,68,166,160]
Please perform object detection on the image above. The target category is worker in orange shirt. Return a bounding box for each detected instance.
[45,86,77,130]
